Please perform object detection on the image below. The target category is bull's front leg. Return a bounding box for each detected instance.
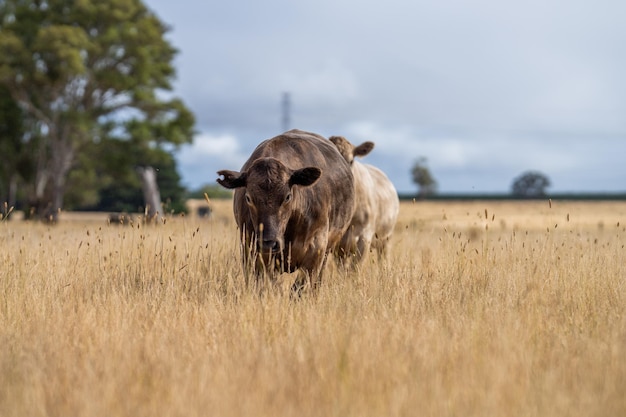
[309,250,329,291]
[290,237,329,296]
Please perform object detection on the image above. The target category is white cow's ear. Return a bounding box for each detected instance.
[217,170,247,189]
[290,167,321,187]
[354,142,375,158]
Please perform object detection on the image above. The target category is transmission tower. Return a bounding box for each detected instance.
[281,92,291,132]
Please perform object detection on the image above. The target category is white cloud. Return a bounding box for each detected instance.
[195,133,240,156]
[177,133,240,163]
[344,122,484,169]
[176,132,249,189]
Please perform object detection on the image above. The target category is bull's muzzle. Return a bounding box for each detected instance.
[257,222,282,254]
[261,238,281,253]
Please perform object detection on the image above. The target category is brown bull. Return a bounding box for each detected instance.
[329,135,399,268]
[217,129,355,292]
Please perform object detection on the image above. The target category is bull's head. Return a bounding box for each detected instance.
[217,157,321,255]
[329,136,374,165]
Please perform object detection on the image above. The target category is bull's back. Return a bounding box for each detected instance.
[253,130,350,178]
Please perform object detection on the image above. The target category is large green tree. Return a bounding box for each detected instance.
[0,86,24,210]
[0,0,194,220]
[0,85,38,214]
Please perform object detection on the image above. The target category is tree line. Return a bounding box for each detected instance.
[411,158,552,198]
[0,0,194,221]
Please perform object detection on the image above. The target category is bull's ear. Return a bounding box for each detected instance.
[290,167,321,187]
[217,170,247,189]
[354,141,374,158]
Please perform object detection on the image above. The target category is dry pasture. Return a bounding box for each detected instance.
[1,199,625,417]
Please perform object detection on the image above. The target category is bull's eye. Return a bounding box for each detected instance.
[245,194,252,205]
[284,192,292,204]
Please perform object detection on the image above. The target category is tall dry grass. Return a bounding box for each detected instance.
[0,200,624,417]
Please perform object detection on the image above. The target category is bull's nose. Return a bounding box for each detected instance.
[262,239,280,253]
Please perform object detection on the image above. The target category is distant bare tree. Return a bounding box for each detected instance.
[137,166,162,221]
[511,171,551,197]
[411,157,437,197]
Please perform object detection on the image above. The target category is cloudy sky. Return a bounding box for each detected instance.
[145,0,625,194]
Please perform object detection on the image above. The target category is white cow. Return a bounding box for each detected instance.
[329,136,399,267]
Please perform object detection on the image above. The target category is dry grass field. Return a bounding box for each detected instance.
[1,199,625,417]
